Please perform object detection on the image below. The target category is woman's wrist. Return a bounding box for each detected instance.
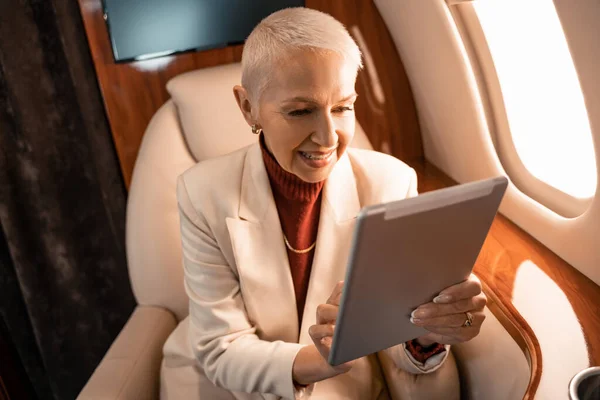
[292,345,332,385]
[292,346,315,385]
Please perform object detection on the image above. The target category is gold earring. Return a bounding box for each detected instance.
[251,124,262,135]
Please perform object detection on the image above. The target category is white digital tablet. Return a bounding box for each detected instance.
[328,176,508,366]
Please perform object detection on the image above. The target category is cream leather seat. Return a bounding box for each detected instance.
[77,62,530,400]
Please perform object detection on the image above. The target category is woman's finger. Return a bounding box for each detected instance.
[432,274,482,304]
[308,322,355,377]
[309,324,335,344]
[308,323,336,358]
[327,281,344,306]
[316,303,338,325]
[413,293,486,319]
[412,310,486,329]
[415,311,485,344]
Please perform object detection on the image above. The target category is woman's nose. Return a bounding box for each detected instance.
[312,113,338,148]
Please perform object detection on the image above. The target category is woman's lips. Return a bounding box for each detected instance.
[298,149,335,168]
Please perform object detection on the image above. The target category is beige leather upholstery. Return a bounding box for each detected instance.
[77,306,177,400]
[166,63,254,163]
[78,61,528,400]
[166,63,374,164]
[453,308,529,400]
[125,100,196,321]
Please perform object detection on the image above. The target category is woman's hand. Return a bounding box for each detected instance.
[292,281,355,385]
[411,274,487,346]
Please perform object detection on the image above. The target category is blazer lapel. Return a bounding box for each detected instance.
[298,152,362,344]
[225,144,299,343]
[226,145,362,345]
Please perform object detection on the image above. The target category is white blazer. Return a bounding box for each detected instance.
[160,143,460,400]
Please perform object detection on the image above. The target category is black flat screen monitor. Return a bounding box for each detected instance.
[103,0,305,62]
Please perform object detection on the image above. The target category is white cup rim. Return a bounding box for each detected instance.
[569,366,600,399]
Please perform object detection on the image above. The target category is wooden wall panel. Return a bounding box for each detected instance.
[306,0,423,163]
[77,0,422,187]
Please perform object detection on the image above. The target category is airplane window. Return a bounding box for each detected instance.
[472,0,597,199]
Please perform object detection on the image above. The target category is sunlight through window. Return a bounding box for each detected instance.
[473,0,597,199]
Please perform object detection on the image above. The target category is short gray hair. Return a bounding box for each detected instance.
[241,7,363,106]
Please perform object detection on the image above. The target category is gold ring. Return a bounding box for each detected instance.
[463,311,474,327]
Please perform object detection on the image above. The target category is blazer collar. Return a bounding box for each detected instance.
[231,143,361,343]
[239,143,360,223]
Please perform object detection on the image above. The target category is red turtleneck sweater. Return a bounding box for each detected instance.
[259,135,444,363]
[260,135,324,323]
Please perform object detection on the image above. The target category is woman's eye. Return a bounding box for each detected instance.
[334,106,354,113]
[288,109,312,116]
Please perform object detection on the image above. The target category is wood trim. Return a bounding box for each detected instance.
[306,0,423,163]
[77,0,423,188]
[480,281,541,399]
[77,0,243,188]
[412,160,600,399]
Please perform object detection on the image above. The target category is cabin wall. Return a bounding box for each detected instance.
[375,0,600,286]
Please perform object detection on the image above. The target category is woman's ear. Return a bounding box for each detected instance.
[233,85,256,127]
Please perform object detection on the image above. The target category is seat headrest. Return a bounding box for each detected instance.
[166,62,373,162]
[167,63,256,162]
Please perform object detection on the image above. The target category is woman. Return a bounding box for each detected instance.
[161,7,486,400]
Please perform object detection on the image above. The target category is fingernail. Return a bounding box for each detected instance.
[411,309,428,319]
[410,317,422,324]
[433,294,453,303]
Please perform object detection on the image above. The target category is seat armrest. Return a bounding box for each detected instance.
[452,306,530,400]
[77,306,177,400]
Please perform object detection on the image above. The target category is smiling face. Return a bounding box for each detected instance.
[234,49,358,183]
